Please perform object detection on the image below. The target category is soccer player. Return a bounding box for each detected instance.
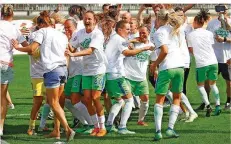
[124,25,154,126]
[0,4,28,136]
[63,19,94,134]
[152,9,185,141]
[12,11,75,142]
[66,10,107,137]
[187,9,221,117]
[104,20,153,134]
[206,5,231,110]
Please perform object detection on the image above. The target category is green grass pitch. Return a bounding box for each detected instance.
[1,55,230,144]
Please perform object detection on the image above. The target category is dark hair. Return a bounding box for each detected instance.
[194,8,210,26]
[115,20,128,32]
[108,10,118,20]
[1,5,13,18]
[68,5,86,20]
[102,4,110,10]
[174,6,183,12]
[37,10,52,26]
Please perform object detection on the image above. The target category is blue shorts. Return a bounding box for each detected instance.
[43,66,68,88]
[0,64,14,84]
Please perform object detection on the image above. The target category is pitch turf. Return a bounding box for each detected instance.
[1,55,231,144]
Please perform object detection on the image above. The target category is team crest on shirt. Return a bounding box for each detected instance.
[80,38,91,49]
[136,51,149,62]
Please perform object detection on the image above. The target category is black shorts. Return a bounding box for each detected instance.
[218,63,231,81]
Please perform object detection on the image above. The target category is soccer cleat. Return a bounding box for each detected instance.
[166,128,179,138]
[214,105,221,116]
[82,125,94,134]
[36,112,41,120]
[8,103,15,109]
[118,128,136,134]
[137,121,148,126]
[48,110,54,120]
[37,126,49,132]
[90,128,99,136]
[106,125,118,133]
[96,129,107,137]
[224,103,231,110]
[71,118,80,128]
[185,113,198,123]
[66,130,75,142]
[178,111,190,121]
[27,129,37,136]
[153,130,162,141]
[195,103,205,111]
[206,106,212,117]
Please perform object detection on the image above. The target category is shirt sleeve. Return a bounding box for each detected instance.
[89,30,104,50]
[154,30,168,48]
[16,28,26,44]
[70,32,79,49]
[118,39,129,53]
[186,33,193,47]
[33,29,44,44]
[209,32,215,45]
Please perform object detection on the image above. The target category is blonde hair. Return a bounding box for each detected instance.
[1,4,13,17]
[50,12,66,24]
[157,9,184,36]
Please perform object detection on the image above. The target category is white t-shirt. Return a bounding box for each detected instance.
[128,31,139,40]
[71,27,107,76]
[34,27,68,73]
[124,41,154,81]
[28,31,44,78]
[187,28,218,68]
[105,33,128,80]
[180,23,191,68]
[150,20,156,44]
[207,18,231,63]
[153,25,184,71]
[68,30,83,78]
[0,20,26,63]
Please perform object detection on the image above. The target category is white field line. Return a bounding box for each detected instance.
[6,114,30,117]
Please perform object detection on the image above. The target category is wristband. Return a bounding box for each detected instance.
[224,37,227,42]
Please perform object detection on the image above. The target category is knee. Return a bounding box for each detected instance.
[140,95,149,102]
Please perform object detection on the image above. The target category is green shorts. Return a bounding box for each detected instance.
[106,77,131,98]
[155,68,184,95]
[126,79,149,96]
[82,74,105,91]
[64,75,82,96]
[196,64,218,83]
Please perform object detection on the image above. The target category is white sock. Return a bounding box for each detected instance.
[64,99,87,124]
[138,100,149,121]
[39,104,50,128]
[181,93,196,114]
[74,102,93,125]
[91,114,99,128]
[72,109,88,125]
[98,115,106,129]
[134,96,141,108]
[168,104,180,129]
[210,84,220,106]
[119,97,133,129]
[198,86,210,106]
[166,90,173,103]
[107,99,124,125]
[154,104,163,132]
